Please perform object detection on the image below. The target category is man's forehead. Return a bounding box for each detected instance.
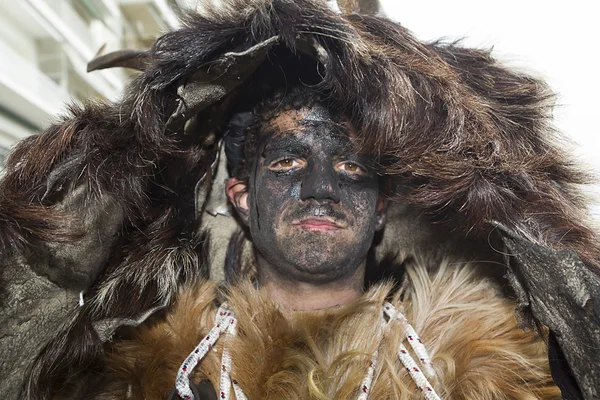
[258,105,354,138]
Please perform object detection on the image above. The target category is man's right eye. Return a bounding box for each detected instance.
[268,158,305,171]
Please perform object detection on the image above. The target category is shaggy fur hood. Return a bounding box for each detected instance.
[0,0,599,398]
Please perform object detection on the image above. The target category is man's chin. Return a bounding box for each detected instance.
[283,250,363,279]
[283,261,362,284]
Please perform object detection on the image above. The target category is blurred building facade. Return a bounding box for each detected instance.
[0,0,197,168]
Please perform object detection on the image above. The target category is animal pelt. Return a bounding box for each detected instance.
[0,0,598,398]
[95,261,559,399]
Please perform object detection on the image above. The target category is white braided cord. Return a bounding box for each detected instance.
[357,350,378,400]
[219,339,233,399]
[175,302,439,400]
[175,304,235,400]
[219,316,248,400]
[383,302,440,399]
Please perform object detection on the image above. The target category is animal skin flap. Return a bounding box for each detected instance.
[497,223,600,400]
[166,36,280,131]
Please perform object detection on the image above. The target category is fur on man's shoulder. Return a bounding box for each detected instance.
[99,280,221,399]
[398,260,559,398]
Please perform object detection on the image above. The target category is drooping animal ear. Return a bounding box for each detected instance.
[336,0,381,14]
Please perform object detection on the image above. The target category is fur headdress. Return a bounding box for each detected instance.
[0,0,599,398]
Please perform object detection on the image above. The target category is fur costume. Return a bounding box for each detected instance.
[0,0,599,399]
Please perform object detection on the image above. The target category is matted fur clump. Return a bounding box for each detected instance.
[0,0,597,398]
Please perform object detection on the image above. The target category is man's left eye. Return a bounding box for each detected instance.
[335,162,366,175]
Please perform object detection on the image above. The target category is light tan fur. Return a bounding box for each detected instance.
[102,261,559,399]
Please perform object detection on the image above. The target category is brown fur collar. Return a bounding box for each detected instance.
[100,261,559,399]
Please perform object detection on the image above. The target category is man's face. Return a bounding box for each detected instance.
[229,106,385,284]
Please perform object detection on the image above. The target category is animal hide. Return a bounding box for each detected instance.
[96,261,559,399]
[0,0,598,399]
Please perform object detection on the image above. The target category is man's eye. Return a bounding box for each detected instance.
[336,161,366,175]
[269,158,304,170]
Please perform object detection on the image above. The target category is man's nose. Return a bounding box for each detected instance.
[300,165,341,203]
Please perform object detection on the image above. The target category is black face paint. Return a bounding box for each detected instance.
[247,106,381,285]
[253,149,261,231]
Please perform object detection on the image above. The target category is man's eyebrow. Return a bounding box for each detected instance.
[263,139,310,154]
[260,137,311,156]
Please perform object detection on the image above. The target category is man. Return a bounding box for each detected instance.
[0,0,598,399]
[96,85,558,399]
[223,86,387,310]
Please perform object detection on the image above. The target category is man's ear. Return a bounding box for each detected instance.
[225,177,249,225]
[375,195,388,231]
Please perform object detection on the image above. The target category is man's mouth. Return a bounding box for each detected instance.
[292,218,344,231]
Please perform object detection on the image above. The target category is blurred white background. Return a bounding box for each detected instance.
[0,0,186,166]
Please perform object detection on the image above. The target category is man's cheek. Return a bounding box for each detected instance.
[261,175,299,203]
[342,188,378,214]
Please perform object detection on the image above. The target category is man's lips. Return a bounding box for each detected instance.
[292,218,344,231]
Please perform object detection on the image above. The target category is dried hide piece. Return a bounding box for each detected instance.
[0,0,598,399]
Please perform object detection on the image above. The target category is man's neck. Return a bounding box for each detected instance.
[256,261,366,311]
